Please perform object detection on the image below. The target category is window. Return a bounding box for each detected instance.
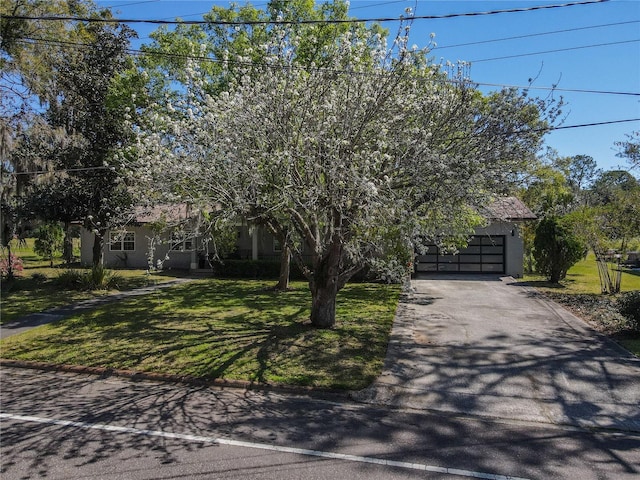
[110,231,135,251]
[273,238,282,253]
[171,232,194,251]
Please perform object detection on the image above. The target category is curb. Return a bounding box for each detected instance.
[0,358,351,401]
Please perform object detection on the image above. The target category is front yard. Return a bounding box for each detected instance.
[0,279,400,390]
[1,239,185,324]
[2,239,636,390]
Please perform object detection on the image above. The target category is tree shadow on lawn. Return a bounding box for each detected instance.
[1,280,393,390]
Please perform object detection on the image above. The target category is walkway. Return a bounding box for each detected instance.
[0,278,194,339]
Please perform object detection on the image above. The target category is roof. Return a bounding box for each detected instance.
[482,196,536,221]
[133,203,195,224]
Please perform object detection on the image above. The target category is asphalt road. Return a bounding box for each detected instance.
[1,367,639,479]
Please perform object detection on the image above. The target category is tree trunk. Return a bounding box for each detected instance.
[63,221,73,264]
[274,244,291,291]
[92,231,104,267]
[310,280,338,328]
[309,242,342,328]
[5,240,14,281]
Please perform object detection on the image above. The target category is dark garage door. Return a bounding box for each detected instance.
[415,235,505,274]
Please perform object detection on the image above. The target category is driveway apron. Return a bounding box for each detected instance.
[354,275,640,432]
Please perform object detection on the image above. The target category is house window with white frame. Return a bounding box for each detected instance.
[109,231,135,251]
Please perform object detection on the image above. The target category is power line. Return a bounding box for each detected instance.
[549,118,640,131]
[476,82,640,97]
[434,20,640,50]
[471,38,640,63]
[16,35,640,97]
[3,0,609,26]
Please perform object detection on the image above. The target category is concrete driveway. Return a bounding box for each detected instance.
[354,275,640,432]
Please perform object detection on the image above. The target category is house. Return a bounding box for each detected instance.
[81,197,535,277]
[79,204,284,271]
[414,196,536,277]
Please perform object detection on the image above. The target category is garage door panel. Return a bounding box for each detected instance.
[482,236,504,245]
[482,263,504,272]
[459,264,482,272]
[416,235,505,274]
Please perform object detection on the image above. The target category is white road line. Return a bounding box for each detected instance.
[1,412,530,480]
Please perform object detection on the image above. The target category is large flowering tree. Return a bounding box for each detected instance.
[132,21,557,328]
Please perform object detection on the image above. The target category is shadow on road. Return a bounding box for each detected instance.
[1,367,639,479]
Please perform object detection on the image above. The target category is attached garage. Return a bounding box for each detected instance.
[416,235,505,274]
[414,197,536,278]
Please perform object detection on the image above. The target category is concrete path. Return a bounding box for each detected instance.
[354,275,640,432]
[0,278,194,339]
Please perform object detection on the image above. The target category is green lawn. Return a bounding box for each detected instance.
[0,279,400,390]
[523,254,640,294]
[1,239,184,324]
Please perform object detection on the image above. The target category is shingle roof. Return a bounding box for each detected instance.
[482,196,536,221]
[133,203,194,224]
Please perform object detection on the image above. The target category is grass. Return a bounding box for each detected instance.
[1,239,185,324]
[523,253,640,356]
[523,257,640,294]
[0,279,400,390]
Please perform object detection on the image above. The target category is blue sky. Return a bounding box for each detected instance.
[99,0,640,172]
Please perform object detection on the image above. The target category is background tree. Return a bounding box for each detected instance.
[1,1,139,268]
[615,131,639,170]
[33,221,64,267]
[133,19,558,328]
[518,153,574,273]
[15,17,138,266]
[23,177,87,262]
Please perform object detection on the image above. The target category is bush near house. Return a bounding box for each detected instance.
[533,216,586,283]
[211,259,377,282]
[617,291,640,330]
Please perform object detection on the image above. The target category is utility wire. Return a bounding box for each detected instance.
[434,20,640,50]
[15,35,640,97]
[471,39,640,63]
[3,0,608,26]
[550,118,639,130]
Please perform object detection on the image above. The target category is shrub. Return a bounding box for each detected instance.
[55,266,122,290]
[87,264,121,290]
[533,216,586,283]
[617,291,640,331]
[212,259,306,280]
[0,253,23,279]
[55,269,85,289]
[31,272,48,283]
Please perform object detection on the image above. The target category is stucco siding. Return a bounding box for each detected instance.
[474,221,524,277]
